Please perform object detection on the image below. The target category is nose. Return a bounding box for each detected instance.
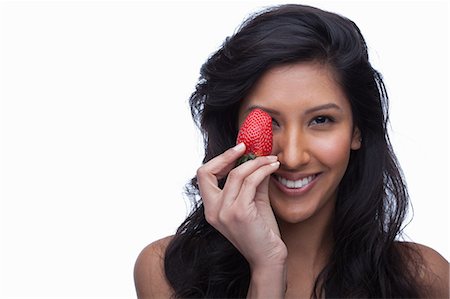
[275,127,311,170]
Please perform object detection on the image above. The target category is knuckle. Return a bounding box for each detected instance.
[203,199,218,224]
[196,165,207,178]
[226,168,241,181]
[205,212,218,226]
[232,207,247,222]
[242,175,257,187]
[217,210,230,224]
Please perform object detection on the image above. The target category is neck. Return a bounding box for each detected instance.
[278,199,335,270]
[277,197,336,298]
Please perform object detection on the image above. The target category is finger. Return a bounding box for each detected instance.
[204,143,246,179]
[254,175,280,234]
[255,172,271,200]
[235,160,280,207]
[221,156,278,206]
[197,143,246,198]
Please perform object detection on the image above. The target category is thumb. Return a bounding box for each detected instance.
[255,175,281,237]
[255,174,272,203]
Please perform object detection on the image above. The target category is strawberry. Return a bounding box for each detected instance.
[236,108,273,165]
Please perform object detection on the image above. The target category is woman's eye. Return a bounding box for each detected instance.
[310,115,333,126]
[272,118,280,127]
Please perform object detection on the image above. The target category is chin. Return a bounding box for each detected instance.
[269,188,337,226]
[271,200,316,224]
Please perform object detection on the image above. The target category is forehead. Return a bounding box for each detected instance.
[241,62,349,113]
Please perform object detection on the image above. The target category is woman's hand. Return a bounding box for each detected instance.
[196,143,287,269]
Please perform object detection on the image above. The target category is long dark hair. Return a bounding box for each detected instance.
[164,4,422,298]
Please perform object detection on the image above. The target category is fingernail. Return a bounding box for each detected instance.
[233,143,245,151]
[270,161,280,167]
[266,155,278,162]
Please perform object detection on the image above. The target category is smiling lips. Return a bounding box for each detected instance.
[274,174,317,189]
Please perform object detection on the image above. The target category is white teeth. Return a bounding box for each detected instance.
[277,175,315,189]
[286,180,295,188]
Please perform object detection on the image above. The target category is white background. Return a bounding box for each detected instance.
[0,0,448,298]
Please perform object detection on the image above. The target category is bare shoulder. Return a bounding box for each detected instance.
[134,236,174,299]
[397,241,449,298]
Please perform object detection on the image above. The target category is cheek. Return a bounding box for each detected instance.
[310,132,352,168]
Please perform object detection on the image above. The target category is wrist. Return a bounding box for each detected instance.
[247,263,287,299]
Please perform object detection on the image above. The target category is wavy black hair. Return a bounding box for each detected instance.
[164,4,422,298]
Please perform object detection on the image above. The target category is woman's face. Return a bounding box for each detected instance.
[238,62,361,224]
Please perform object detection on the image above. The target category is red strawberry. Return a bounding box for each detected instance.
[236,108,273,165]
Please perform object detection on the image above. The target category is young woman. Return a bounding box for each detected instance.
[134,4,449,298]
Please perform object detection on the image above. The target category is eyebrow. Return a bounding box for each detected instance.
[304,103,342,114]
[245,105,281,116]
[245,103,342,116]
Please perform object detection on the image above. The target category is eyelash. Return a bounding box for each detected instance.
[310,115,334,126]
[272,118,280,127]
[270,115,335,129]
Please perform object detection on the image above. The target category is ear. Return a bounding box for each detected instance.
[351,127,362,150]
